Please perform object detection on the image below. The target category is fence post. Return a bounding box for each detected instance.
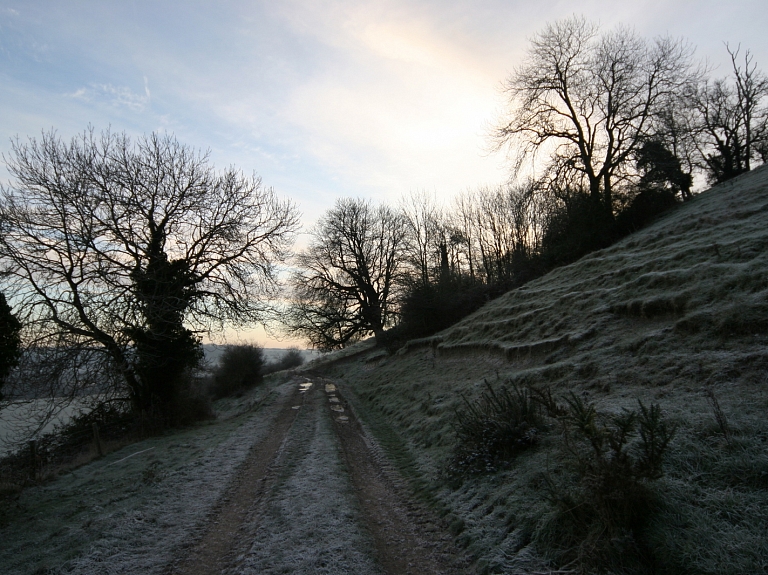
[92,422,104,457]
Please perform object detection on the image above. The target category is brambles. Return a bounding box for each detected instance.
[447,382,676,572]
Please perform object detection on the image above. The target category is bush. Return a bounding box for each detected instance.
[0,292,21,399]
[263,347,305,375]
[540,394,677,573]
[398,279,494,340]
[541,194,617,267]
[448,382,543,475]
[616,188,679,235]
[445,382,676,571]
[210,344,264,398]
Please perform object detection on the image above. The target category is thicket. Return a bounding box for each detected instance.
[210,344,265,399]
[390,180,680,348]
[449,383,677,573]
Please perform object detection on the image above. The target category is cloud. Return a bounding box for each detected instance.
[68,81,151,112]
[265,1,509,199]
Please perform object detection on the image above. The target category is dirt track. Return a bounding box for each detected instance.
[169,376,469,575]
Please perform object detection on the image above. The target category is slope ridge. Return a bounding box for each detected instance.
[431,165,768,362]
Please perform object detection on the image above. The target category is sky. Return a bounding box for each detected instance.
[1,0,767,346]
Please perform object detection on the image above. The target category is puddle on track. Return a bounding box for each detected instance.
[298,381,314,393]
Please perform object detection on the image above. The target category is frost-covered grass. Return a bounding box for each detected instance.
[0,376,292,575]
[230,383,383,575]
[325,166,768,574]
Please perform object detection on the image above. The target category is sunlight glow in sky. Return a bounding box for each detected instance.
[1,0,767,346]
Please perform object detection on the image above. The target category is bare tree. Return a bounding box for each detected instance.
[494,17,695,213]
[400,191,445,289]
[287,198,406,350]
[447,183,544,286]
[0,129,299,425]
[450,191,479,282]
[686,45,768,183]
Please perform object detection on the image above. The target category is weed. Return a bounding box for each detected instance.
[705,388,732,444]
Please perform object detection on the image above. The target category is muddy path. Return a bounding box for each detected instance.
[169,376,470,575]
[321,377,471,575]
[169,383,307,575]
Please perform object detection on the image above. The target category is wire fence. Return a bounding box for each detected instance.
[0,401,150,486]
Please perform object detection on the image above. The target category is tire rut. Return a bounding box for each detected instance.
[168,380,306,575]
[320,377,473,575]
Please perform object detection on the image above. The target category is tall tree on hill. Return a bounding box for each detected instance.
[494,17,696,215]
[0,129,299,424]
[400,191,445,290]
[287,198,406,350]
[687,45,768,183]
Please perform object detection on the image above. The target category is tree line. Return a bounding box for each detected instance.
[0,17,766,429]
[287,17,768,349]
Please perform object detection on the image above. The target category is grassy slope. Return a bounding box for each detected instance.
[321,166,768,574]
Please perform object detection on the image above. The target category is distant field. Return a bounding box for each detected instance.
[202,345,321,367]
[0,346,321,455]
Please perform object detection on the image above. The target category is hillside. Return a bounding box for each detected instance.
[2,167,766,575]
[318,166,768,574]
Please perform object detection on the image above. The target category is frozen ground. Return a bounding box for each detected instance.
[0,381,292,574]
[322,166,768,574]
[228,381,384,575]
[1,373,464,575]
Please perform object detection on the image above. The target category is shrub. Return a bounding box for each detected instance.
[263,347,305,375]
[540,394,677,573]
[449,382,542,475]
[616,188,678,235]
[210,344,264,398]
[541,194,617,267]
[397,278,495,342]
[0,292,21,399]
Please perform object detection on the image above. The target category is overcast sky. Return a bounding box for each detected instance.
[1,0,766,346]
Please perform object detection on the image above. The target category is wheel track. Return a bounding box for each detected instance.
[169,374,470,575]
[319,376,473,575]
[168,380,305,575]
